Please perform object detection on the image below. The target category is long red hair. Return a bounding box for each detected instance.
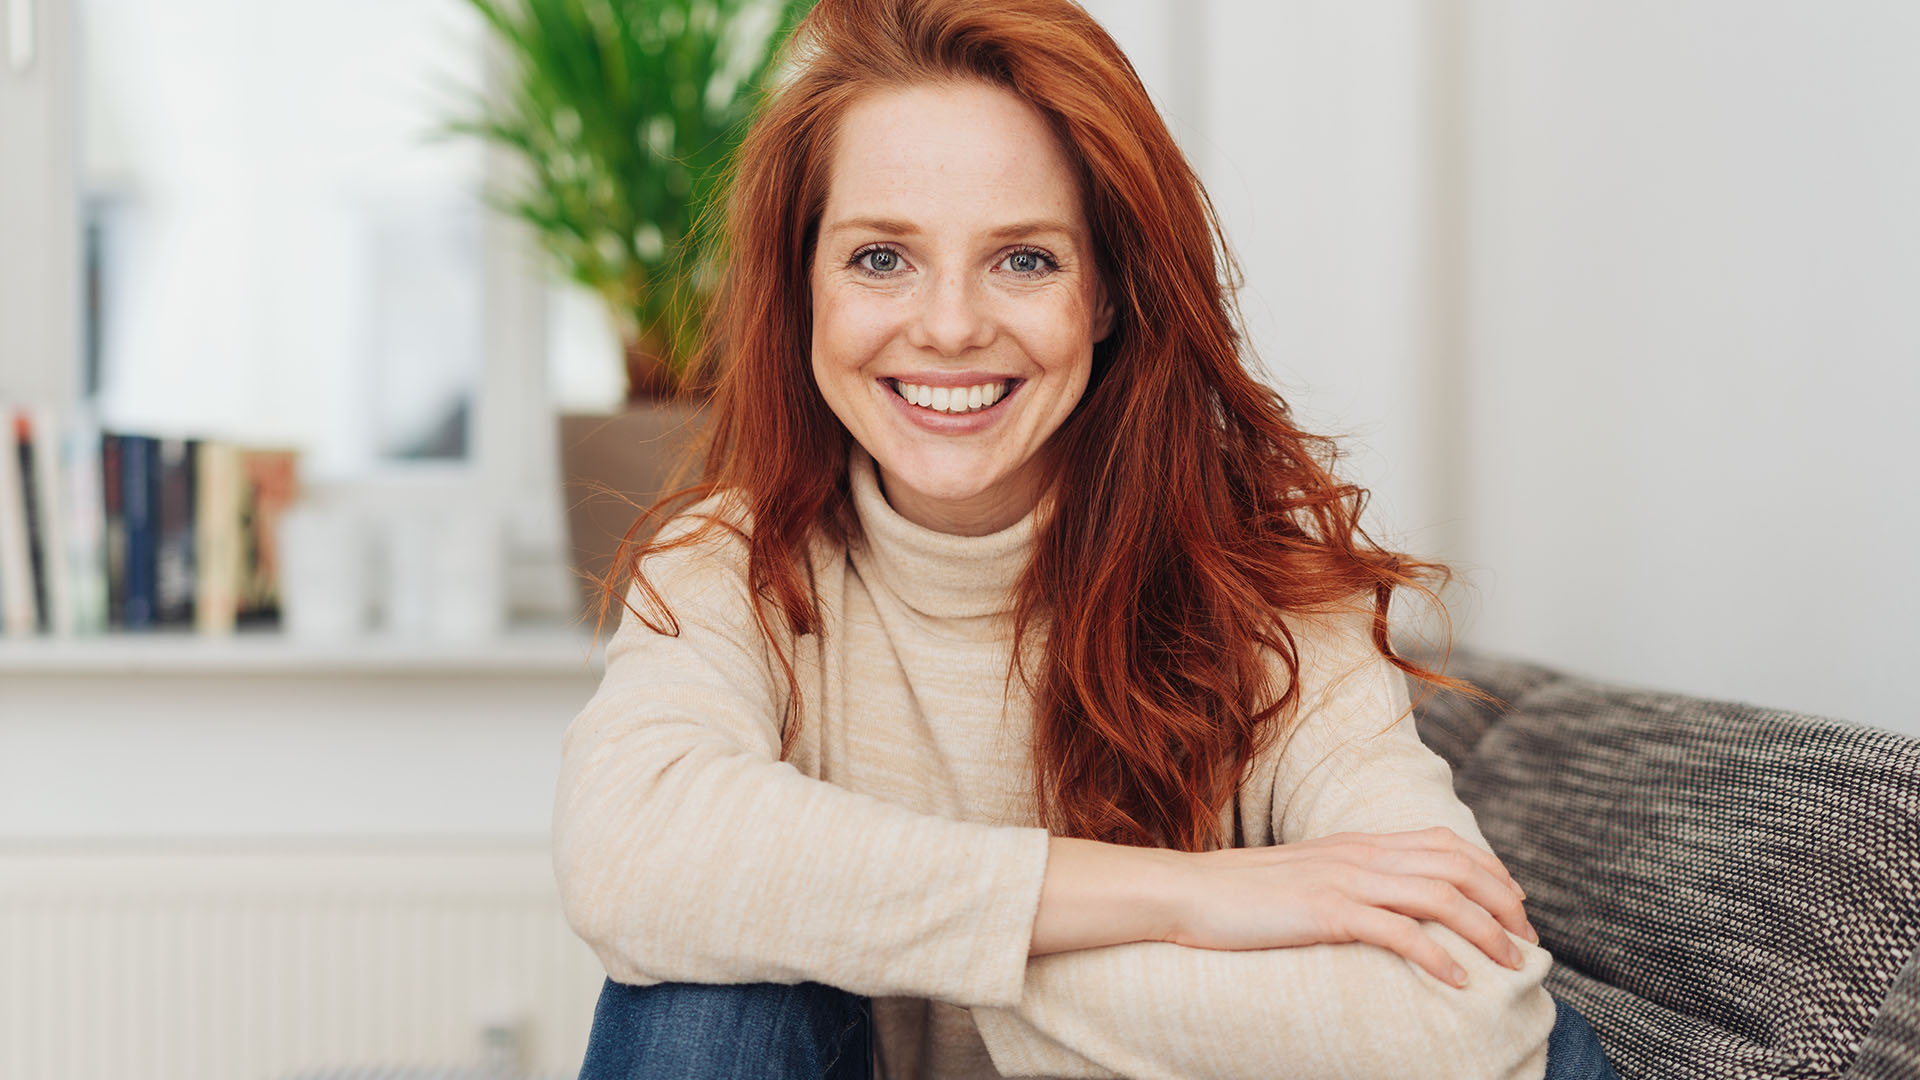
[603,0,1462,852]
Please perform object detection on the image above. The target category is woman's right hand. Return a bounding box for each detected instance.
[1160,826,1539,988]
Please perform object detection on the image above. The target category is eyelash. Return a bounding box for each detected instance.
[847,244,1061,279]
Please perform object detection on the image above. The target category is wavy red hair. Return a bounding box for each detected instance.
[603,0,1464,853]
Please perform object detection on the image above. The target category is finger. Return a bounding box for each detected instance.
[1375,848,1536,945]
[1336,905,1470,989]
[1370,827,1528,901]
[1309,830,1538,944]
[1415,828,1524,897]
[1355,871,1523,971]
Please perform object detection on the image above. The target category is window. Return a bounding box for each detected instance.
[3,0,575,625]
[78,0,489,478]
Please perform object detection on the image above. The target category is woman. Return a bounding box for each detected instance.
[554,0,1618,1077]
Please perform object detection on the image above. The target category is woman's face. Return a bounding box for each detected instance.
[809,80,1114,536]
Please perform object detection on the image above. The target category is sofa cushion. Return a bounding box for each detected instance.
[1413,654,1920,1079]
[1408,651,1559,771]
[1849,945,1920,1079]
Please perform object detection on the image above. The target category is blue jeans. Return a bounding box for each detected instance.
[578,976,1618,1079]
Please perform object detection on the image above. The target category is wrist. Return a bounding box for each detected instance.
[1032,837,1193,956]
[1135,844,1192,946]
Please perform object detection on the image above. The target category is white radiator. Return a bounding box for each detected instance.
[0,847,608,1080]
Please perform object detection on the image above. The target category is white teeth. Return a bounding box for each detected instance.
[892,379,1011,414]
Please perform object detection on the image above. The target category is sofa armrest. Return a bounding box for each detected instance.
[1847,944,1920,1080]
[1416,657,1920,1079]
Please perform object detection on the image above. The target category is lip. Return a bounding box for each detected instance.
[877,375,1021,433]
[882,371,1020,389]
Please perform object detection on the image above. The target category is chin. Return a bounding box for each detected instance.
[881,448,1010,501]
[896,468,1005,505]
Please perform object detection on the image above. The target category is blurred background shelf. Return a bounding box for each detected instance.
[0,622,605,677]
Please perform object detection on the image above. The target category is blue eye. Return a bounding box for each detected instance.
[853,247,901,275]
[1002,247,1058,277]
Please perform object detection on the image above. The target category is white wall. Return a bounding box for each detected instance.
[1088,1,1447,550]
[1457,2,1920,730]
[1196,2,1448,553]
[1092,1,1918,733]
[0,0,80,409]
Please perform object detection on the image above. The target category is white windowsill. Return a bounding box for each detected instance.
[0,622,606,677]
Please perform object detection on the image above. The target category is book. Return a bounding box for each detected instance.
[119,433,158,630]
[102,432,127,629]
[0,404,35,636]
[154,437,198,627]
[236,448,299,628]
[194,441,243,636]
[24,407,75,637]
[58,410,108,636]
[13,411,50,632]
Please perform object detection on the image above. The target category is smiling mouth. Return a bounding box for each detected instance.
[887,377,1020,415]
[887,378,1021,411]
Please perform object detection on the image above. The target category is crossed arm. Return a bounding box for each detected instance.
[969,621,1556,1080]
[553,509,1553,1079]
[552,506,1052,1007]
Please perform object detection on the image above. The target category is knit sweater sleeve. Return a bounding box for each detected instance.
[970,609,1556,1080]
[550,495,1051,1006]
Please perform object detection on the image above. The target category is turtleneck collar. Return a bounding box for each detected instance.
[846,443,1042,620]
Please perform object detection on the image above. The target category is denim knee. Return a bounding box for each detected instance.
[1545,996,1619,1080]
[578,977,870,1080]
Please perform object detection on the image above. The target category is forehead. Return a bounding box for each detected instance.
[818,80,1087,236]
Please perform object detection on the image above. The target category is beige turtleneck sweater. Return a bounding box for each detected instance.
[552,445,1555,1080]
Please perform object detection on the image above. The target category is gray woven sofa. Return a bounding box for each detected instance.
[1412,653,1920,1080]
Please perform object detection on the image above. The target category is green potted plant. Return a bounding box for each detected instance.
[442,0,811,618]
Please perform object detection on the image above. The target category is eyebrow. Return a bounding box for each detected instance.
[819,216,1079,242]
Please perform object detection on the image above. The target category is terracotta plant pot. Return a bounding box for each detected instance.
[557,401,707,624]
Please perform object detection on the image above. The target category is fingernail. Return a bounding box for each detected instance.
[1525,924,1540,944]
[1450,964,1470,987]
[1507,942,1523,968]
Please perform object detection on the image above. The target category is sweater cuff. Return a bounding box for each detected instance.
[973,1000,1119,1079]
[960,824,1053,1008]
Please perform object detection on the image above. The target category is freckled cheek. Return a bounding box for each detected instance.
[814,292,901,373]
[1006,313,1098,379]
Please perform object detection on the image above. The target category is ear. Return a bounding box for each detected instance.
[1091,278,1117,344]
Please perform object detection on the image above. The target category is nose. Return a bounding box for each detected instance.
[905,268,995,356]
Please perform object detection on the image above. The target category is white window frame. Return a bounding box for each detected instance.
[0,0,573,623]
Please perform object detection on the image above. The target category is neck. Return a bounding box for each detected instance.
[874,466,1042,537]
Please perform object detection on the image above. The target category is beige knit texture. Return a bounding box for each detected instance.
[552,445,1554,1079]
